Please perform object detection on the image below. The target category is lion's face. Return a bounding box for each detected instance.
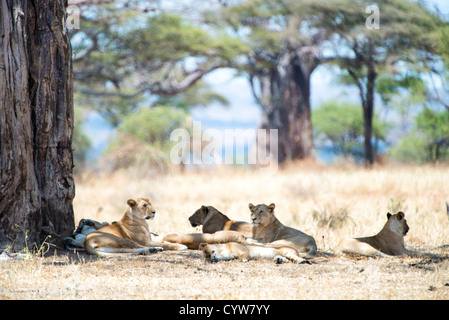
[249,203,276,226]
[127,198,156,220]
[189,205,208,227]
[199,243,220,263]
[386,211,409,236]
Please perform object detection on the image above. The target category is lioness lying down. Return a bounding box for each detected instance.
[199,242,309,264]
[340,211,435,257]
[84,198,187,256]
[160,206,253,250]
[161,230,248,250]
[189,205,254,237]
[249,203,317,258]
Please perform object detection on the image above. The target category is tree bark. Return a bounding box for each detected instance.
[254,48,315,164]
[363,66,376,167]
[348,62,377,168]
[0,0,75,250]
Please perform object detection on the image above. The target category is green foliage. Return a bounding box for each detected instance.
[73,8,247,129]
[312,0,445,88]
[415,107,449,161]
[376,73,427,107]
[208,0,324,70]
[74,10,248,90]
[121,13,248,65]
[71,1,449,168]
[312,101,389,159]
[104,106,192,172]
[114,106,190,152]
[416,107,449,140]
[388,132,428,164]
[153,80,229,110]
[389,108,449,163]
[307,0,447,165]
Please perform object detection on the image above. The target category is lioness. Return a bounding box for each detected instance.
[249,203,317,257]
[189,205,254,237]
[199,242,308,264]
[340,211,433,257]
[84,198,187,256]
[161,230,248,250]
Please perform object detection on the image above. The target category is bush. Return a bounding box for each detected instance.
[312,101,388,161]
[389,108,449,163]
[115,106,190,151]
[105,106,191,172]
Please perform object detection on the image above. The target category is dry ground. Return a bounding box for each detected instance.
[1,164,449,299]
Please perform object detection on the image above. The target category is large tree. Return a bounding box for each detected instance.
[310,0,444,166]
[0,0,75,250]
[71,3,247,126]
[211,0,326,163]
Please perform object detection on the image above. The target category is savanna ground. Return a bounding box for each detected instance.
[1,163,449,300]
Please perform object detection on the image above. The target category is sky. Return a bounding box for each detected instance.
[83,0,449,163]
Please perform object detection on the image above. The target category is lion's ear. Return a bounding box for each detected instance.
[268,203,275,212]
[248,203,254,211]
[387,212,392,220]
[201,205,209,215]
[397,211,405,220]
[127,199,137,208]
[198,243,207,250]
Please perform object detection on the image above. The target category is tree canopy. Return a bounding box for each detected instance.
[71,0,449,169]
[307,0,446,165]
[72,3,247,125]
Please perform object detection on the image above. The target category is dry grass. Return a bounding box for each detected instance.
[1,164,449,300]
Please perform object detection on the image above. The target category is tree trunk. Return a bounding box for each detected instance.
[363,66,376,167]
[0,0,75,250]
[256,49,315,164]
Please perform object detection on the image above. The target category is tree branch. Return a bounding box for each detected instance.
[72,34,98,62]
[347,67,367,109]
[74,63,225,98]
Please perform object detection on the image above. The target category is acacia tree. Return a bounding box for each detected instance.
[310,0,444,166]
[211,0,326,163]
[71,3,247,126]
[0,0,75,249]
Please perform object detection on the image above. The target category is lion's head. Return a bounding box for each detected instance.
[188,205,229,229]
[127,198,155,220]
[199,243,220,263]
[189,205,210,227]
[385,211,409,236]
[249,203,276,226]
